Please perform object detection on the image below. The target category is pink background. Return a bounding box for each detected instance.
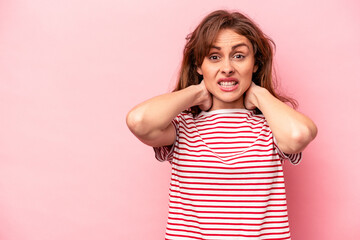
[1,0,359,239]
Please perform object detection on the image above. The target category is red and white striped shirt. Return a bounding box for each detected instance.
[154,108,301,240]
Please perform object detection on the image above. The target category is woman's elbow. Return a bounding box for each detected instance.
[298,121,317,144]
[290,124,318,153]
[126,109,148,137]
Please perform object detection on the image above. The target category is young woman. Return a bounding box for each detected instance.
[127,10,317,240]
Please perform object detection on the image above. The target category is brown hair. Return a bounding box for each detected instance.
[174,9,297,116]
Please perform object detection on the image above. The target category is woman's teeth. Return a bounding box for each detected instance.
[219,81,237,86]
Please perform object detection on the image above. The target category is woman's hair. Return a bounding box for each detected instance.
[174,9,297,116]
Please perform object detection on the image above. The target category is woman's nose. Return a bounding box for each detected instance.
[221,59,234,75]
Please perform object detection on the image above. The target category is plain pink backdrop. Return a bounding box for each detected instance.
[1,0,359,239]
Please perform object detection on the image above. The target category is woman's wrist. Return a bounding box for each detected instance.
[251,85,269,109]
[187,83,205,106]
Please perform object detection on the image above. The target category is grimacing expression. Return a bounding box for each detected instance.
[197,29,258,110]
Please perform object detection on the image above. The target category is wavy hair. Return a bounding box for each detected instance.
[174,10,297,116]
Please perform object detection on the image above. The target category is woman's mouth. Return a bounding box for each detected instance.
[218,78,239,91]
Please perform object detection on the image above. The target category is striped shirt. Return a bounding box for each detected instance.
[154,108,301,240]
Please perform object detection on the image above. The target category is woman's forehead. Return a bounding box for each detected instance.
[214,29,250,44]
[212,29,253,51]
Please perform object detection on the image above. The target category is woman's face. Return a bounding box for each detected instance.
[197,28,258,110]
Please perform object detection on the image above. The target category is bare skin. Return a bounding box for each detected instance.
[126,81,211,148]
[126,29,317,153]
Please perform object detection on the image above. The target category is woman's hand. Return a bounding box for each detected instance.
[196,80,213,111]
[244,82,260,110]
[127,79,214,147]
[244,82,317,154]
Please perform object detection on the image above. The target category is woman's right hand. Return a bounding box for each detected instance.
[196,80,212,111]
[127,79,213,147]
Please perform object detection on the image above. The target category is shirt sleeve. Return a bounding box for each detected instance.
[153,116,179,162]
[273,136,302,165]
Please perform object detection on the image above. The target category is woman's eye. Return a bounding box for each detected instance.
[234,54,245,59]
[209,55,220,60]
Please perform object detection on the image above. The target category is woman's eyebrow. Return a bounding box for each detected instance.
[210,45,221,50]
[210,43,250,50]
[232,43,249,50]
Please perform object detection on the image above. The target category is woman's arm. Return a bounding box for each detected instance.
[244,83,318,154]
[126,81,212,147]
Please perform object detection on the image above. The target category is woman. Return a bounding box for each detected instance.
[127,10,317,240]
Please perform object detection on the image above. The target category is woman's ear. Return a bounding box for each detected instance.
[197,66,203,75]
[253,65,258,73]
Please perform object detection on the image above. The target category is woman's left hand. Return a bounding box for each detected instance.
[244,82,260,110]
[244,81,317,154]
